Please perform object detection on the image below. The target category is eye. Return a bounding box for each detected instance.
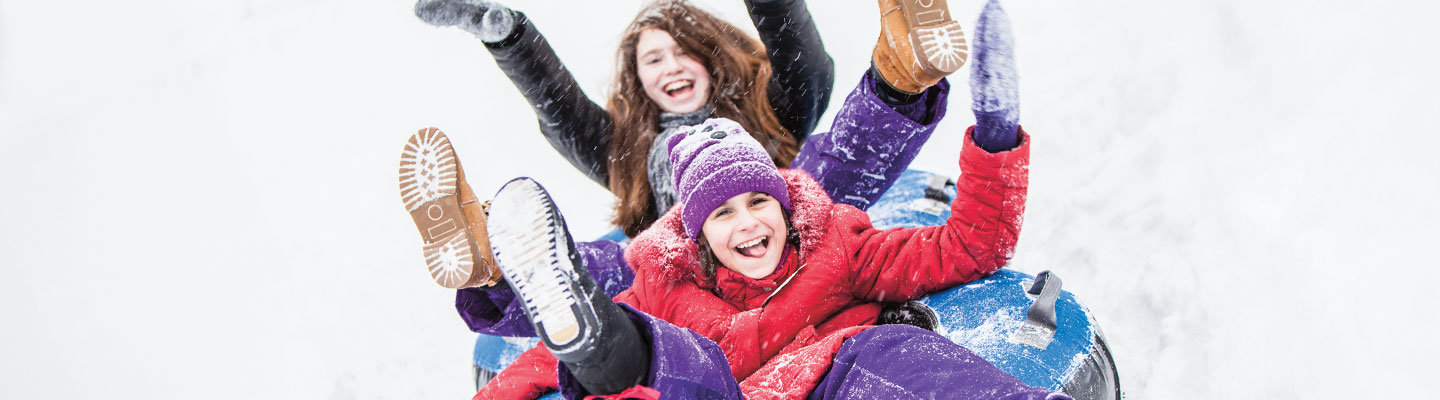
[749,196,769,207]
[713,208,732,218]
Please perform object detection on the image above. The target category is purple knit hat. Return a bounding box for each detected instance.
[667,118,791,241]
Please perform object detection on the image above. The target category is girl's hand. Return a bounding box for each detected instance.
[414,0,516,44]
[969,0,1021,153]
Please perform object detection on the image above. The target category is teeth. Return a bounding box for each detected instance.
[664,80,691,92]
[737,237,764,249]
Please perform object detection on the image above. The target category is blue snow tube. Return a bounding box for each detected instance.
[870,170,1120,399]
[472,169,1118,399]
[921,269,1119,399]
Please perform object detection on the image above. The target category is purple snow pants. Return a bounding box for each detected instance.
[791,72,949,210]
[809,325,1070,400]
[458,73,949,337]
[557,304,742,399]
[555,306,1067,400]
[456,240,633,337]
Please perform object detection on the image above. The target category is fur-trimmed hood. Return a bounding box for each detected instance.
[625,169,836,288]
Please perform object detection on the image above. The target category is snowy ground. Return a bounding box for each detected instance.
[3,0,1438,398]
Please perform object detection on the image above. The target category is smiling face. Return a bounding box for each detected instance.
[634,28,712,114]
[701,192,787,279]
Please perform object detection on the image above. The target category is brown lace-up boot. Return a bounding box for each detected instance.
[873,0,970,94]
[398,127,501,289]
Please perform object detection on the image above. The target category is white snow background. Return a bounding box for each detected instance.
[2,0,1438,398]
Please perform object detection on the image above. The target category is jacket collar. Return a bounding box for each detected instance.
[658,106,713,130]
[700,246,799,310]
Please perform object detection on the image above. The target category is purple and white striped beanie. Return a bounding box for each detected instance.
[666,118,791,241]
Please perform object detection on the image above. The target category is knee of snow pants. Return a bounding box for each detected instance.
[456,239,634,337]
[576,239,635,299]
[807,324,1071,400]
[557,303,743,400]
[792,73,949,211]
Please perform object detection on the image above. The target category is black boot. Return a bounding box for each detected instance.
[870,65,924,106]
[486,177,650,395]
[878,300,940,331]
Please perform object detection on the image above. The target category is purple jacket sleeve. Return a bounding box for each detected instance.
[792,74,949,210]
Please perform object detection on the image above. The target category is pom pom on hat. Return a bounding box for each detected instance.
[667,118,791,241]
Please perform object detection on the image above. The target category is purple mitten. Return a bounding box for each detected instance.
[970,0,1021,153]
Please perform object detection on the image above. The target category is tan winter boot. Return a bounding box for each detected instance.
[398,127,502,289]
[873,0,970,94]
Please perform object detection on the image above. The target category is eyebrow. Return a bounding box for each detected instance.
[639,48,661,56]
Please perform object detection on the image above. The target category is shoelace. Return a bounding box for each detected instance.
[582,385,661,400]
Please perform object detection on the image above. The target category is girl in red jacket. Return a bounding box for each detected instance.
[472,116,1066,400]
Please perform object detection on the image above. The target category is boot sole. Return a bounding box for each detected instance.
[486,178,593,351]
[897,0,969,75]
[399,127,482,289]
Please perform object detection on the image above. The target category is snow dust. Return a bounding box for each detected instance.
[3,0,1438,398]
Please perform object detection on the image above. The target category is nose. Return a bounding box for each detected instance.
[733,209,760,232]
[659,53,684,74]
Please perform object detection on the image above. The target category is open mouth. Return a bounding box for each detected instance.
[734,236,769,258]
[663,80,694,97]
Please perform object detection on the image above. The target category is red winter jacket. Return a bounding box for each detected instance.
[477,129,1030,400]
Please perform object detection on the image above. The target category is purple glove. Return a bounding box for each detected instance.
[970,0,1021,153]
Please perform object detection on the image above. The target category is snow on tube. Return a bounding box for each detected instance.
[471,169,1118,399]
[862,169,1121,398]
[922,269,1119,399]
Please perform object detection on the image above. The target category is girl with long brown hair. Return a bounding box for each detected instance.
[417,0,825,239]
[404,0,974,345]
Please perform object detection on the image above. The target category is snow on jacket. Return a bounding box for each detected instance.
[476,127,1030,400]
[456,74,950,339]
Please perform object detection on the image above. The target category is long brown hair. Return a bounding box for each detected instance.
[607,0,799,237]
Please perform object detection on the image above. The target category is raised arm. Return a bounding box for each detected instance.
[847,0,1027,300]
[847,128,1029,302]
[416,1,614,186]
[745,0,834,141]
[485,13,614,186]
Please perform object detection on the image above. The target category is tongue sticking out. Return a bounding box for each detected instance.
[736,238,768,258]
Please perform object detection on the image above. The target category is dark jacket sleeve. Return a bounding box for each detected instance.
[486,13,613,186]
[746,0,835,142]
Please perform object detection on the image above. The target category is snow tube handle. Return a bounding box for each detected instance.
[1013,271,1062,349]
[924,175,954,203]
[1025,271,1061,329]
